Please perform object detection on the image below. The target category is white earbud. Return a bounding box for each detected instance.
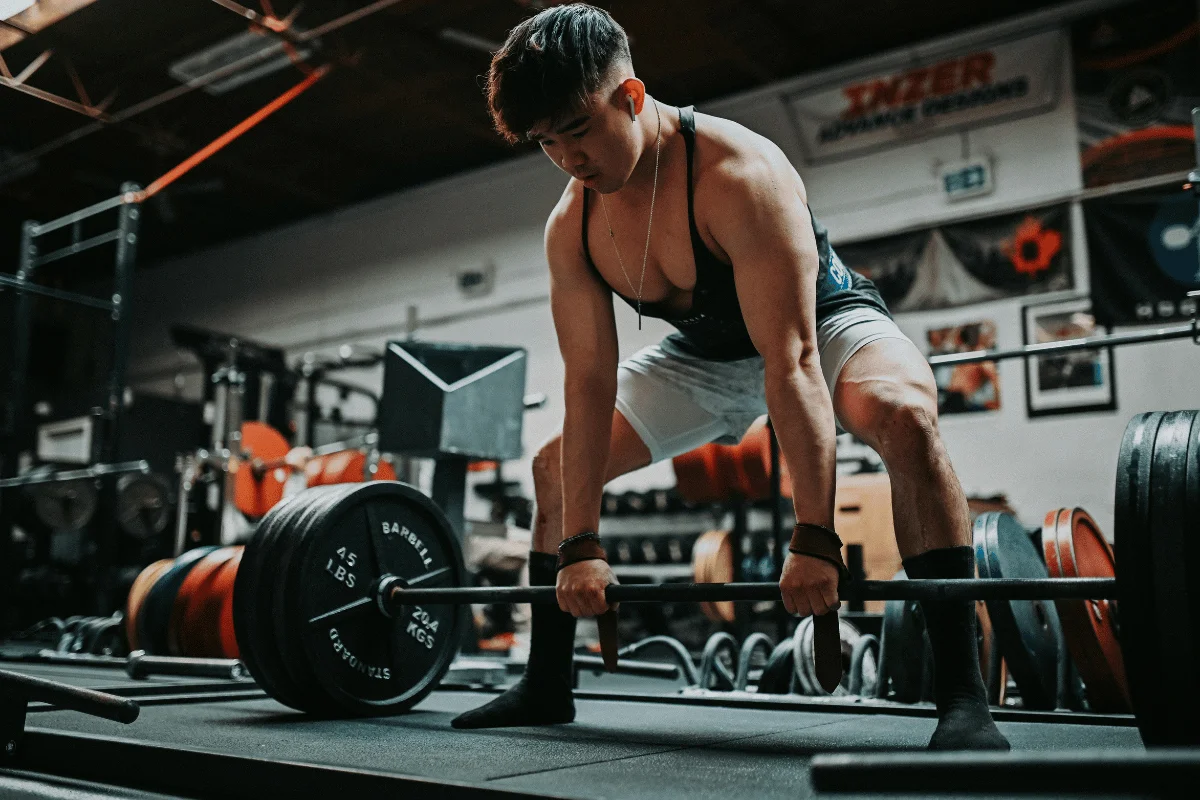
[627,95,637,121]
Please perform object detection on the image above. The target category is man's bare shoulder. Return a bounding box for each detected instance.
[692,111,805,201]
[544,179,587,269]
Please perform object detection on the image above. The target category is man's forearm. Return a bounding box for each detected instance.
[559,374,617,542]
[764,356,838,527]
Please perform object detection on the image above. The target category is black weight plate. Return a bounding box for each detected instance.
[292,481,464,715]
[244,488,341,712]
[232,492,288,695]
[758,640,796,695]
[1185,412,1200,738]
[72,618,104,654]
[139,546,217,655]
[31,479,99,531]
[234,491,313,709]
[116,472,172,539]
[89,617,124,656]
[878,570,929,704]
[975,512,1063,710]
[1115,412,1168,745]
[270,484,362,714]
[1146,411,1199,744]
[247,486,336,712]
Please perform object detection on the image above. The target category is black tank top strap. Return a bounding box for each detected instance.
[581,187,591,259]
[676,106,707,268]
[580,186,608,284]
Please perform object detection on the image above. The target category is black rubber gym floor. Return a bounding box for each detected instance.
[3,661,1166,800]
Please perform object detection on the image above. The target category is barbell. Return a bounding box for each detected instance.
[232,409,1200,747]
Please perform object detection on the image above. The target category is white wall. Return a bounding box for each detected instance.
[126,0,1197,534]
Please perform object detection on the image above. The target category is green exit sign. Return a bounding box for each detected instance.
[940,158,994,201]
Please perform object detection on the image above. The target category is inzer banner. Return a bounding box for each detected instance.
[784,30,1063,163]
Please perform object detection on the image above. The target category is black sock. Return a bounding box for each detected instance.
[903,546,1010,751]
[451,551,576,729]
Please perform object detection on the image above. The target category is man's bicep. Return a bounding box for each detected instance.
[716,173,822,363]
[547,242,618,376]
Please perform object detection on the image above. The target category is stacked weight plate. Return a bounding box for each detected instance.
[125,547,244,658]
[169,546,243,658]
[138,546,219,656]
[233,481,466,716]
[1041,507,1129,712]
[1115,410,1200,745]
[974,511,1065,711]
[125,559,174,652]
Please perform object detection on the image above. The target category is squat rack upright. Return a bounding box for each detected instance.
[0,184,142,606]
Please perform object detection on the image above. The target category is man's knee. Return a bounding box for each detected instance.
[531,436,562,496]
[848,384,940,459]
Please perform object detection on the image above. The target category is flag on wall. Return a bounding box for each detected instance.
[837,205,1074,312]
[1085,186,1200,326]
[1072,0,1200,188]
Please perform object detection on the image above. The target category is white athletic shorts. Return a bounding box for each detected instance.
[615,306,911,463]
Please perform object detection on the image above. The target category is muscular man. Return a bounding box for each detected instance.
[452,5,1008,751]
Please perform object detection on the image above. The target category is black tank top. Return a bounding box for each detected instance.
[582,106,890,361]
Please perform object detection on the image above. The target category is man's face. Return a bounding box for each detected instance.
[528,87,640,194]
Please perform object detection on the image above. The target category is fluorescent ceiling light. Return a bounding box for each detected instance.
[169,30,315,95]
[439,28,501,54]
[0,0,35,21]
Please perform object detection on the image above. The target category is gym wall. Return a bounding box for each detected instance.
[125,0,1199,535]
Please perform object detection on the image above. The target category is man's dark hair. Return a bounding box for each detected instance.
[487,4,631,144]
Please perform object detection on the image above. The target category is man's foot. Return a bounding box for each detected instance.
[451,679,575,729]
[928,696,1011,750]
[450,551,577,730]
[903,546,1011,752]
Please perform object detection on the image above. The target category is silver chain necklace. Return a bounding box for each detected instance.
[600,99,662,330]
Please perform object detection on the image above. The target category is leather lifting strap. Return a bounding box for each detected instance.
[558,537,620,672]
[789,523,851,694]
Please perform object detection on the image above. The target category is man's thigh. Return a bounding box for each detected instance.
[832,336,939,438]
[615,343,766,465]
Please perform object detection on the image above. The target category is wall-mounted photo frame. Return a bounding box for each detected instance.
[1022,296,1116,418]
[926,320,1001,415]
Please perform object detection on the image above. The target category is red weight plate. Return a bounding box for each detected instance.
[314,450,399,485]
[181,547,243,658]
[321,450,365,484]
[713,441,752,500]
[738,418,792,502]
[233,421,291,518]
[1050,507,1131,712]
[673,444,724,504]
[304,454,327,487]
[125,559,174,653]
[214,549,243,658]
[170,547,240,656]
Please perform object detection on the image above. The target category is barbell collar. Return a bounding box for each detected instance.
[384,577,1117,610]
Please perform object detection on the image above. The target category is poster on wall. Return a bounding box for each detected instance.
[838,204,1074,312]
[782,29,1063,163]
[1022,297,1116,418]
[1072,0,1200,188]
[1084,186,1200,325]
[926,320,1000,415]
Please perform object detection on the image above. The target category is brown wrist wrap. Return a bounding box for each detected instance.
[788,523,851,583]
[557,537,608,571]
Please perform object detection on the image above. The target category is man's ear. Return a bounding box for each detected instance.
[619,77,646,119]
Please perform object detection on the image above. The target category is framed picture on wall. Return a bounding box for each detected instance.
[1022,297,1116,418]
[926,320,1001,415]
